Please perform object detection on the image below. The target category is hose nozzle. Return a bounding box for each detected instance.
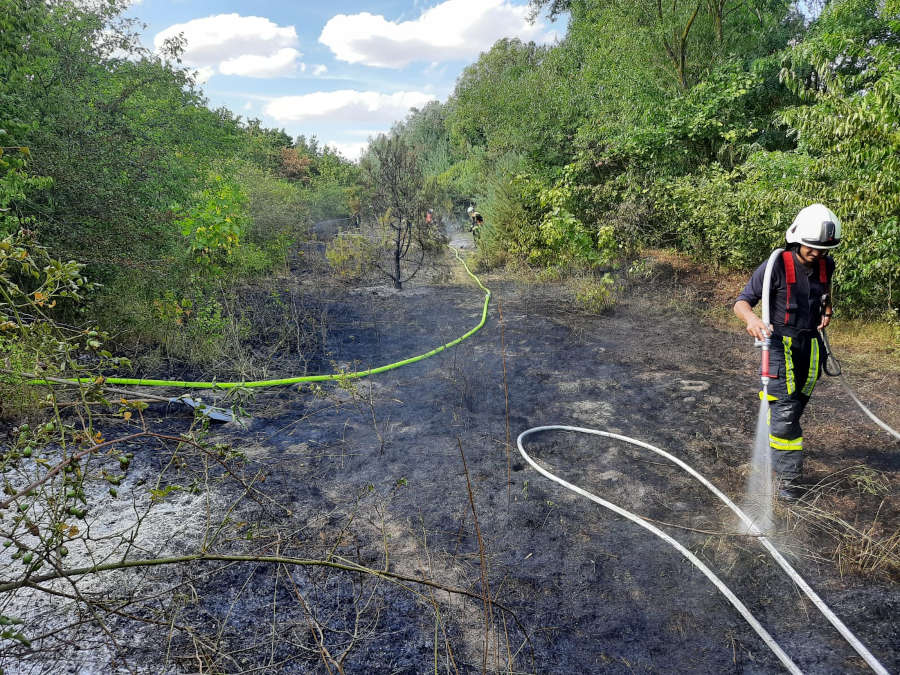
[757,336,773,386]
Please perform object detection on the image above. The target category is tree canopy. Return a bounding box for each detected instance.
[391,0,898,317]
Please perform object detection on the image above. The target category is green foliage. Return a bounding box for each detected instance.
[777,0,900,314]
[0,229,128,417]
[392,102,452,176]
[325,232,377,281]
[573,273,617,314]
[288,139,360,223]
[1,612,30,647]
[538,0,799,90]
[0,230,98,334]
[471,0,894,317]
[403,0,813,289]
[146,290,234,365]
[472,172,533,269]
[237,164,307,271]
[536,179,607,268]
[2,0,223,261]
[0,146,52,238]
[476,170,624,271]
[446,38,586,167]
[650,151,810,267]
[0,0,351,366]
[175,174,250,273]
[307,181,353,224]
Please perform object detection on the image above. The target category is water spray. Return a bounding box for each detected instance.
[742,248,784,532]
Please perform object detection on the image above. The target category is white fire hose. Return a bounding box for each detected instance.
[517,425,890,674]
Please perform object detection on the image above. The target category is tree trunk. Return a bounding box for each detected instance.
[394,223,402,289]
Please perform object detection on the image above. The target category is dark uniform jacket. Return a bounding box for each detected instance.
[736,250,834,338]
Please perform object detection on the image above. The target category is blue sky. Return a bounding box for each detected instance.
[125,1,563,160]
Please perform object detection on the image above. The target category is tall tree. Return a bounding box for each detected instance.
[360,135,433,289]
[778,0,900,313]
[530,0,796,89]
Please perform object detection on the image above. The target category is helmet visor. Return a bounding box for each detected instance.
[801,220,840,247]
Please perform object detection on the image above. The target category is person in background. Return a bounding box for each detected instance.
[733,204,841,500]
[466,206,483,242]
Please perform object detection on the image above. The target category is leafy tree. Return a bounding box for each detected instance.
[0,0,367,368]
[445,37,588,168]
[289,140,360,223]
[3,1,236,265]
[531,0,797,89]
[778,0,900,315]
[392,102,453,177]
[242,119,293,174]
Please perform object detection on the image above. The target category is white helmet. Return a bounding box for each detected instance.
[785,204,842,249]
[466,206,475,216]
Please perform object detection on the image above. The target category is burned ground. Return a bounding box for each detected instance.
[3,234,897,674]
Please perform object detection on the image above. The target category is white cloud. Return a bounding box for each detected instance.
[155,14,302,79]
[194,66,215,84]
[220,47,302,78]
[325,140,369,161]
[312,64,328,76]
[319,0,553,68]
[264,90,436,124]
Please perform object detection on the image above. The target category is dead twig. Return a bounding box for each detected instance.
[457,438,492,675]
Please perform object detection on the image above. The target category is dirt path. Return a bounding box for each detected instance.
[8,238,897,673]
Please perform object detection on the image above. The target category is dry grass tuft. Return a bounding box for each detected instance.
[834,521,899,579]
[787,467,899,580]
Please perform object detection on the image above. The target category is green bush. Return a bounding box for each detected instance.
[239,164,309,248]
[144,291,237,366]
[473,173,540,269]
[651,153,808,269]
[573,273,617,314]
[325,232,377,281]
[174,173,249,273]
[776,0,900,316]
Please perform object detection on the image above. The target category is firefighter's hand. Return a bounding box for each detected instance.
[745,316,772,341]
[818,311,833,330]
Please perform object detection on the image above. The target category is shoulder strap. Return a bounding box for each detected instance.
[782,250,796,283]
[782,250,796,325]
[819,257,828,284]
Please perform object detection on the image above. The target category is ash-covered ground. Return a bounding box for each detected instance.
[4,232,897,674]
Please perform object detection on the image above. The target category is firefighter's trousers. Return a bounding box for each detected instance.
[764,333,822,481]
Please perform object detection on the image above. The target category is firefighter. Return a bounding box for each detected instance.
[466,206,483,242]
[733,204,841,500]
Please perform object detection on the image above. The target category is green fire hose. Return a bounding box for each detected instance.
[29,246,490,391]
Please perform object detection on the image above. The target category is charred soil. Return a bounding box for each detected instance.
[5,235,898,674]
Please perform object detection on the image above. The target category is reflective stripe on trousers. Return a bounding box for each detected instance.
[760,334,822,479]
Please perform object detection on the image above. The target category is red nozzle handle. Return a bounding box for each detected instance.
[761,345,771,379]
